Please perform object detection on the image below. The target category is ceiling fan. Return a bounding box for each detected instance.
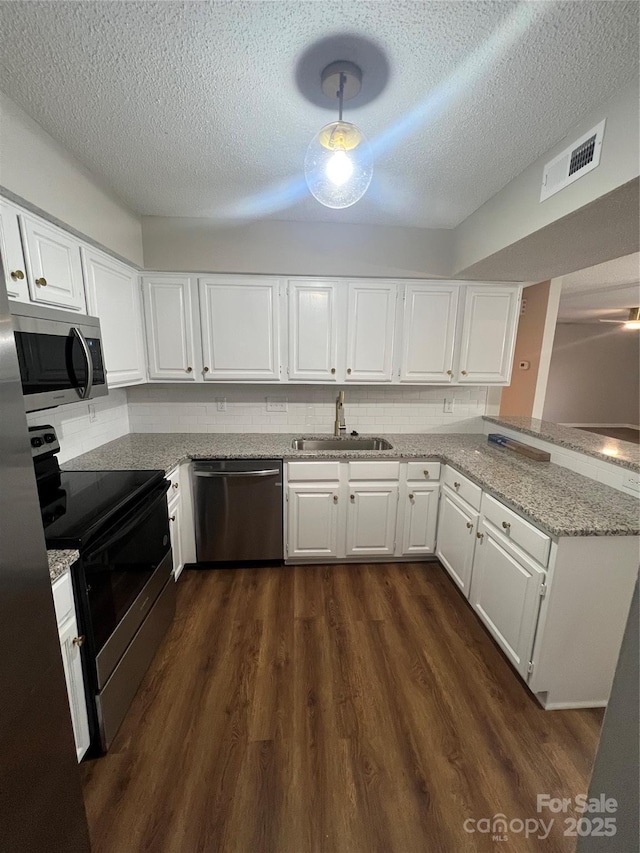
[599,307,640,329]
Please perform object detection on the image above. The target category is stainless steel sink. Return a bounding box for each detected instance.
[291,437,393,451]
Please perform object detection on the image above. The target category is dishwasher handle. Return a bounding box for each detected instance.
[193,468,280,478]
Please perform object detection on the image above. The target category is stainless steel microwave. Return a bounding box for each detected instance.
[11,302,108,412]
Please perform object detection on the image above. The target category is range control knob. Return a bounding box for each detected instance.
[31,437,43,448]
[44,433,56,443]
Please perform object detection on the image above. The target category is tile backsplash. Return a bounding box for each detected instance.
[126,384,490,434]
[26,389,130,463]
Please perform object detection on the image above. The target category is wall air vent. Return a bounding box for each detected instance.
[540,119,605,202]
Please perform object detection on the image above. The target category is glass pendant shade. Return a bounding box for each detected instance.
[305,120,373,209]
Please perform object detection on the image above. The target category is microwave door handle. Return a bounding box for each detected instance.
[71,326,93,399]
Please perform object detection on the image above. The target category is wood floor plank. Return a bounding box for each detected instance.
[80,562,603,853]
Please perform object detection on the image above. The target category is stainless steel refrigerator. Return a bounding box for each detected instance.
[0,266,91,850]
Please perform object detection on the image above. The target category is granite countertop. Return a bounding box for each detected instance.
[63,432,640,539]
[48,549,79,584]
[483,415,640,472]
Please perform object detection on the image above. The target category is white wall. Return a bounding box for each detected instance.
[454,82,640,276]
[141,217,453,278]
[543,324,640,426]
[127,384,488,435]
[0,91,143,265]
[26,390,130,464]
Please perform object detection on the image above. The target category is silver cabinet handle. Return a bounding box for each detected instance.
[72,635,85,647]
[186,366,193,373]
[454,482,461,489]
[502,521,511,530]
[466,522,473,530]
[408,493,414,500]
[423,470,430,478]
[172,482,179,489]
[333,494,338,503]
[170,515,176,522]
[476,531,484,541]
[350,494,355,502]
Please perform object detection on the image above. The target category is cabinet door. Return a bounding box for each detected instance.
[0,201,29,301]
[200,277,281,380]
[287,485,340,559]
[345,281,396,382]
[399,483,440,556]
[83,248,145,387]
[469,523,545,679]
[142,276,201,381]
[435,487,478,596]
[346,483,398,556]
[400,284,459,383]
[58,617,90,762]
[288,279,339,381]
[20,213,86,311]
[457,286,521,384]
[168,495,184,580]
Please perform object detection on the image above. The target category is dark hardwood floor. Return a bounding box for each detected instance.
[80,563,603,853]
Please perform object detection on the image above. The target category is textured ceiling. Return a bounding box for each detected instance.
[0,1,637,228]
[559,252,640,322]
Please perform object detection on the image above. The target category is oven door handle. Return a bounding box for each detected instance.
[72,326,94,399]
[193,469,280,478]
[84,481,169,558]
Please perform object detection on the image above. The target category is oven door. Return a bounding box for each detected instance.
[11,305,107,412]
[80,480,172,689]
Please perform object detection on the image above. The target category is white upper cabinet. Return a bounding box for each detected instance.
[345,281,396,382]
[400,283,459,383]
[82,248,145,387]
[0,200,29,301]
[288,279,339,381]
[20,213,86,311]
[199,277,281,381]
[456,285,521,384]
[142,275,201,381]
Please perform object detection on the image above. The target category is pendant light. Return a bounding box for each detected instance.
[304,61,373,208]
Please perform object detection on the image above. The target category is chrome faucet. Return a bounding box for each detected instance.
[334,390,346,437]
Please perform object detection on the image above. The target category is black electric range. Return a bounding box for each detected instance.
[32,424,175,754]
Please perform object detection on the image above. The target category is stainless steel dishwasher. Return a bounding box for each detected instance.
[193,459,283,562]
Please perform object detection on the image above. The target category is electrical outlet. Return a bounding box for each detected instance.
[88,403,97,423]
[266,397,288,412]
[443,398,454,414]
[216,398,227,412]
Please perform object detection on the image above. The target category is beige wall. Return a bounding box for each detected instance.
[0,91,143,265]
[454,82,640,277]
[542,323,640,426]
[500,280,550,417]
[142,216,453,278]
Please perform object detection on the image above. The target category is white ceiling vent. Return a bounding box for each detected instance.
[540,119,605,202]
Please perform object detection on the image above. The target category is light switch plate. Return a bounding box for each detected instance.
[216,398,227,412]
[443,398,454,414]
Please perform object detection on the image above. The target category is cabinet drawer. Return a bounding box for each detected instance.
[481,493,551,567]
[443,466,482,511]
[287,461,341,482]
[52,570,74,627]
[406,461,441,482]
[348,461,400,481]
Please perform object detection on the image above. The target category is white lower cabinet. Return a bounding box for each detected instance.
[398,482,440,556]
[287,484,340,558]
[167,463,196,580]
[346,483,399,556]
[435,485,478,595]
[285,461,439,561]
[52,571,90,763]
[469,521,546,680]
